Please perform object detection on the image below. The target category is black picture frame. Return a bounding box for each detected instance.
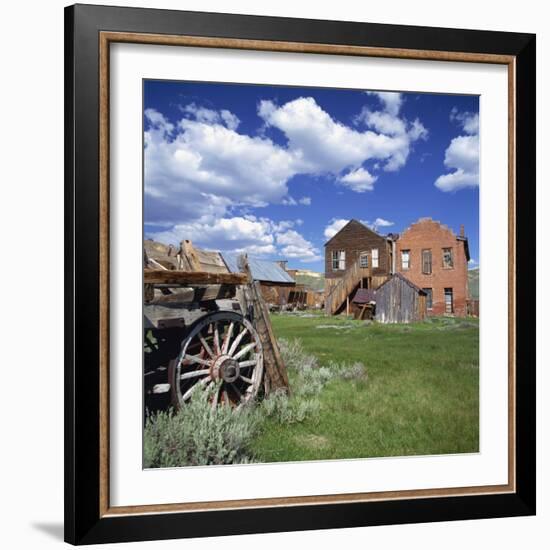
[65,3,536,545]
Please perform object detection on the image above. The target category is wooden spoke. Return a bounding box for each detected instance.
[228,327,248,356]
[238,359,256,368]
[198,334,214,358]
[213,323,221,354]
[232,342,256,361]
[221,322,234,354]
[239,374,253,384]
[182,375,211,401]
[180,368,209,380]
[183,354,211,367]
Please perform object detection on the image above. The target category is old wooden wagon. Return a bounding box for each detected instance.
[144,242,288,414]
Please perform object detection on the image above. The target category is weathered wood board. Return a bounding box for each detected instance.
[237,256,289,394]
[144,270,247,286]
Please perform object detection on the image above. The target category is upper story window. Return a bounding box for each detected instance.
[371,248,379,268]
[359,252,369,268]
[332,250,346,270]
[401,249,410,270]
[442,247,454,268]
[422,249,432,275]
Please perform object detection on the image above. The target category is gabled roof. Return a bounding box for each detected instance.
[324,219,386,247]
[376,272,427,295]
[221,253,295,284]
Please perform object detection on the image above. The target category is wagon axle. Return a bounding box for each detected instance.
[211,356,240,384]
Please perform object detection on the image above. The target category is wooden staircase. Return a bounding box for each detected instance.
[324,260,371,315]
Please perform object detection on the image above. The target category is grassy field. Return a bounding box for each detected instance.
[249,313,479,463]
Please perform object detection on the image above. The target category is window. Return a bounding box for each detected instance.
[331,250,345,270]
[442,247,454,268]
[359,252,369,268]
[444,288,454,313]
[401,249,410,270]
[371,248,379,268]
[422,249,432,274]
[422,288,433,309]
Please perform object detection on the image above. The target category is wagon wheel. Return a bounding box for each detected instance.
[170,311,263,410]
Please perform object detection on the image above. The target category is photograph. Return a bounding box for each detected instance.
[60,2,537,544]
[142,80,480,469]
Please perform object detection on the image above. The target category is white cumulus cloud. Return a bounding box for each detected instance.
[371,217,394,229]
[324,218,349,240]
[145,107,296,224]
[354,92,428,172]
[339,167,377,192]
[276,229,321,262]
[281,195,312,206]
[259,96,424,176]
[180,103,241,130]
[364,91,404,116]
[148,215,320,263]
[145,95,429,228]
[435,107,480,192]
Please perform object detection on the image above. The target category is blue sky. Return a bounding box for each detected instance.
[144,80,479,273]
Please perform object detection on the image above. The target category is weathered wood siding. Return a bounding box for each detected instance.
[324,259,371,315]
[375,275,427,324]
[144,239,229,273]
[324,220,392,283]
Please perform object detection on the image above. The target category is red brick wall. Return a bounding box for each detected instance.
[395,218,469,317]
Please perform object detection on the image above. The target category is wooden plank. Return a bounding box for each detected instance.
[144,284,236,304]
[148,257,169,271]
[238,255,289,394]
[324,259,371,315]
[180,240,201,272]
[144,270,247,285]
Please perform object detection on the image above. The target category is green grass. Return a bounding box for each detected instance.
[249,314,479,463]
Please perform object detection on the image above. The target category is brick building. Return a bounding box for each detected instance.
[394,218,470,316]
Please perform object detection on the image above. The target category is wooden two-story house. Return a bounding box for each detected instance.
[324,220,394,314]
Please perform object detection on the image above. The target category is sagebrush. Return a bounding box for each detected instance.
[144,338,367,468]
[144,383,259,468]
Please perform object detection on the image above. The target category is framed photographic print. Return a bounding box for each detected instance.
[64,3,536,545]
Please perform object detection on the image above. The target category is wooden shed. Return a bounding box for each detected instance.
[221,253,296,307]
[374,273,427,324]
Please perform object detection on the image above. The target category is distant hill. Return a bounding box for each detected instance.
[468,268,479,299]
[294,270,325,291]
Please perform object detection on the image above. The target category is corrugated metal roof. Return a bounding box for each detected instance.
[221,253,295,284]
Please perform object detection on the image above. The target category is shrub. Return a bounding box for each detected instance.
[260,388,321,424]
[144,384,260,468]
[339,362,367,381]
[278,338,319,374]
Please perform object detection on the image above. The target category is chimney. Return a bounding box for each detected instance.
[460,224,465,237]
[276,260,288,271]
